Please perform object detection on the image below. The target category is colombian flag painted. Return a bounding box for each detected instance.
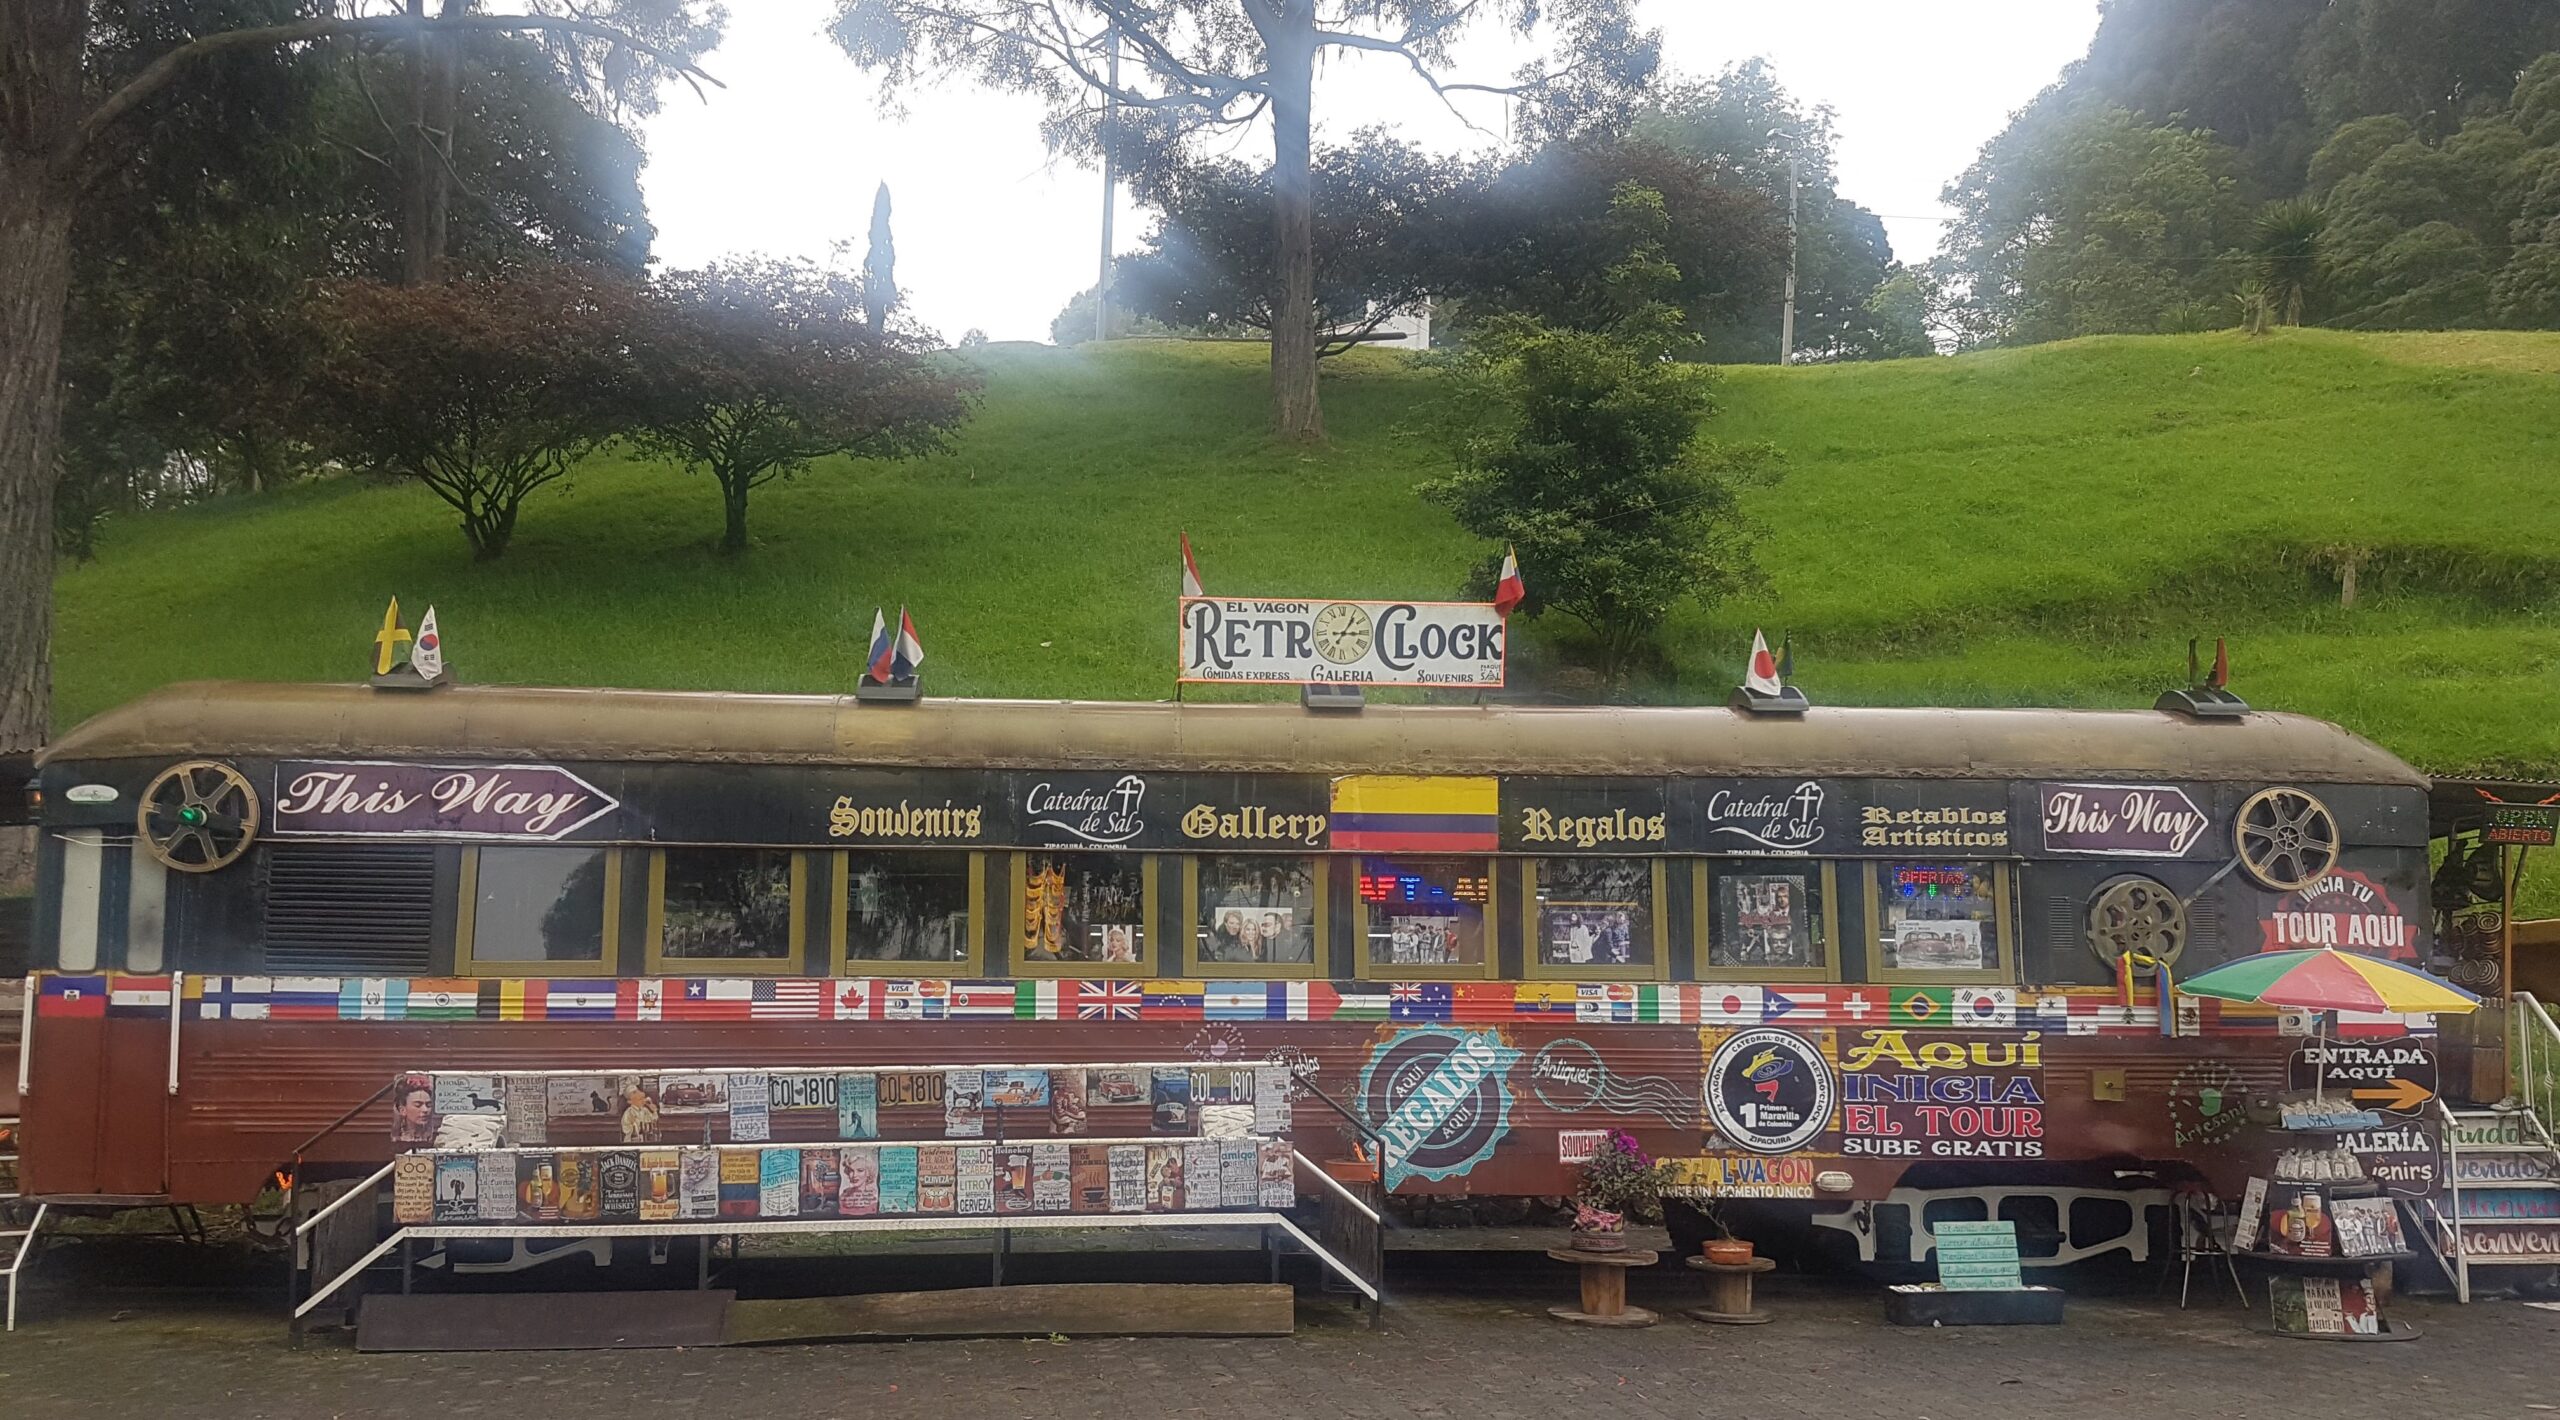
[1330,775,1500,852]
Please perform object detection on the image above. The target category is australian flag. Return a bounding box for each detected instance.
[1389,982,1454,1023]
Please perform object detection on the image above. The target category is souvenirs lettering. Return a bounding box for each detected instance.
[1518,806,1669,849]
[1703,1028,1836,1154]
[2038,783,2209,857]
[827,797,984,841]
[273,760,616,840]
[1180,597,1507,688]
[2264,872,2416,960]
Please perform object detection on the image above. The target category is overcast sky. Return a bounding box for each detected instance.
[640,2,2101,343]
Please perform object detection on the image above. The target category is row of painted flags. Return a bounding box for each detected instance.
[28,973,2421,1036]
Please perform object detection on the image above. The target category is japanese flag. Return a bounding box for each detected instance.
[412,605,445,679]
[1180,533,1205,599]
[1744,628,1783,695]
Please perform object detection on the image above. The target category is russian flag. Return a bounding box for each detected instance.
[864,607,894,682]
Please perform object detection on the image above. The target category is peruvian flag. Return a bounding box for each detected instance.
[1180,533,1205,599]
[1744,628,1784,695]
[1493,545,1525,616]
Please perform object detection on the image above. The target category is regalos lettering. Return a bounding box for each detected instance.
[1518,806,1668,849]
[1358,1028,1523,1188]
[1836,1030,2046,1159]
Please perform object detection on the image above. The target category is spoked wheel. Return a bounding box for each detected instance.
[2086,874,2189,970]
[137,760,260,873]
[2234,787,2339,891]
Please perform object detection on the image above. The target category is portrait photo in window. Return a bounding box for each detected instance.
[471,847,608,962]
[1533,858,1653,968]
[1196,857,1318,965]
[660,848,794,959]
[844,852,972,964]
[1878,863,1999,972]
[1359,857,1490,967]
[1022,853,1146,964]
[1710,867,1826,971]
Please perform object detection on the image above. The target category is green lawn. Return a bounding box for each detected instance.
[53,328,2560,786]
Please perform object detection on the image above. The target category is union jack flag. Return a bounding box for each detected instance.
[1076,981,1142,1021]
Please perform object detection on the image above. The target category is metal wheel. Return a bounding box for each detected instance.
[2086,874,2188,970]
[137,759,259,873]
[2233,787,2339,891]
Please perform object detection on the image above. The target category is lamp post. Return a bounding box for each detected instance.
[1769,126,1800,366]
[1097,24,1120,344]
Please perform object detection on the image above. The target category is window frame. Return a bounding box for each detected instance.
[1180,854,1330,980]
[456,845,624,979]
[644,847,806,976]
[1861,859,2018,985]
[1350,855,1500,982]
[1520,857,1671,983]
[1693,860,1845,983]
[1008,851,1162,979]
[828,849,988,977]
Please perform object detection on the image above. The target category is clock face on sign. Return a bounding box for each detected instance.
[1312,603,1374,664]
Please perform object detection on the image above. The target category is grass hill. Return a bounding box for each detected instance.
[53,329,2560,784]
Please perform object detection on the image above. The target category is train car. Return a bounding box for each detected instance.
[15,681,2443,1253]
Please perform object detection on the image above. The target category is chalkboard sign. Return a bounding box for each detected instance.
[1934,1220,2025,1292]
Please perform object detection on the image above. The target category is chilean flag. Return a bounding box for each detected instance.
[1745,628,1784,695]
[1493,545,1524,616]
[1180,533,1205,599]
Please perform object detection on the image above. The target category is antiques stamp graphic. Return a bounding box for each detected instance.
[1358,1027,1524,1188]
[1702,1027,1836,1154]
[1528,1037,1699,1126]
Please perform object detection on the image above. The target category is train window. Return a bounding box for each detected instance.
[1865,861,2016,984]
[458,846,621,977]
[1013,852,1156,978]
[647,848,804,973]
[834,851,982,973]
[1700,861,1840,982]
[1355,856,1496,981]
[1186,856,1325,979]
[1523,858,1667,982]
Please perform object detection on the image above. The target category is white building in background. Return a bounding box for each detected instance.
[1361,301,1433,350]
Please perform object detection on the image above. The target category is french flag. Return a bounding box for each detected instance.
[1493,545,1524,616]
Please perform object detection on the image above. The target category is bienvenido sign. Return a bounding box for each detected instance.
[1179,597,1505,687]
[273,759,619,840]
[2038,783,2210,857]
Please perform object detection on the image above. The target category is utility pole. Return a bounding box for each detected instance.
[1096,24,1120,345]
[1780,150,1799,366]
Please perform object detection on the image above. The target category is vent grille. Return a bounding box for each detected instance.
[2188,894,2223,960]
[261,843,437,974]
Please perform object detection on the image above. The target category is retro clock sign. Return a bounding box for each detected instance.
[1179,597,1507,687]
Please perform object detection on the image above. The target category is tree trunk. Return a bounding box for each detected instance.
[0,0,84,796]
[398,0,460,284]
[1266,22,1325,443]
[721,477,750,553]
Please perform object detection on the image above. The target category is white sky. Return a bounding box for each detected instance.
[640,2,2102,343]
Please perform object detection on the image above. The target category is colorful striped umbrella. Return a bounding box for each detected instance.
[2177,948,2481,1015]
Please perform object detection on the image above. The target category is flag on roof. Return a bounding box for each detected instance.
[411,605,445,680]
[864,607,893,683]
[1493,545,1524,616]
[894,606,924,678]
[1744,629,1783,695]
[1181,533,1205,599]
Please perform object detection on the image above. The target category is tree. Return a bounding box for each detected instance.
[827,0,1655,442]
[0,3,718,794]
[864,183,895,333]
[296,268,649,560]
[1418,185,1778,681]
[631,259,983,553]
[2255,198,2327,325]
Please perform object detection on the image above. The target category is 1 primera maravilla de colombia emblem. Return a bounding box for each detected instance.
[1703,1028,1835,1154]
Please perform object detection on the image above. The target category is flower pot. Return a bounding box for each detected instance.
[1703,1238,1755,1266]
[1571,1204,1628,1253]
[1322,1158,1378,1185]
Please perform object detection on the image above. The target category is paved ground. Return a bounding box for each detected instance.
[2,1235,2558,1420]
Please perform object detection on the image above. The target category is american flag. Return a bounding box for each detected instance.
[1076,981,1142,1021]
[750,979,823,1020]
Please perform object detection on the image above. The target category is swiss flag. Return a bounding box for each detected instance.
[1493,545,1525,616]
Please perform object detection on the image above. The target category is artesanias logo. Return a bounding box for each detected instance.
[1703,1028,1835,1154]
[1359,1028,1523,1188]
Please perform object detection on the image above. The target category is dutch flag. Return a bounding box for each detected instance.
[864,607,922,683]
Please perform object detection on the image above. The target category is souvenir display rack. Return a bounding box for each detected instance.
[2242,1113,2421,1342]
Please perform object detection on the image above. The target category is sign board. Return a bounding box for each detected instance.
[2335,1119,2442,1197]
[1178,597,1505,687]
[273,759,619,840]
[2287,1038,2437,1115]
[1663,1153,1822,1199]
[2037,783,2210,857]
[2462,1224,2560,1260]
[2485,804,2560,846]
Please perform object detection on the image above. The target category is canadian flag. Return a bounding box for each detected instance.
[412,605,444,679]
[1493,545,1525,616]
[1744,628,1784,695]
[1180,533,1205,599]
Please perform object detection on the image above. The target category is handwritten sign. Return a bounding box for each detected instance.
[2287,1038,2436,1115]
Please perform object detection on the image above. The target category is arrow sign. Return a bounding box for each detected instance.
[2350,1078,2435,1112]
[2288,1039,2438,1118]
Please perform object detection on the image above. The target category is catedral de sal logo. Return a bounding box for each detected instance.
[1836,1030,2047,1160]
[2262,870,2415,960]
[273,760,616,840]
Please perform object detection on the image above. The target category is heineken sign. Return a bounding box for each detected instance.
[1179,597,1506,687]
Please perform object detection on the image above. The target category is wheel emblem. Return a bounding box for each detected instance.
[2234,787,2338,891]
[138,760,259,873]
[2086,874,2188,969]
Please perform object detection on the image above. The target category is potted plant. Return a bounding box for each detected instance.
[1570,1129,1671,1253]
[1698,1198,1754,1266]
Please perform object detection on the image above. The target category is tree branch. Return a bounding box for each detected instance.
[73,13,723,165]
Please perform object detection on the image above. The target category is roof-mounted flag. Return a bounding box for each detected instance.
[894,605,925,679]
[1745,629,1784,696]
[1181,533,1205,599]
[411,605,446,681]
[1493,545,1525,616]
[864,607,894,683]
[1776,632,1793,683]
[372,597,412,676]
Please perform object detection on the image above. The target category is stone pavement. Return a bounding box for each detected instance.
[2,1245,2557,1420]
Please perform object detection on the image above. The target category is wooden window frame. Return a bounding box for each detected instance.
[1520,858,1671,983]
[1862,860,2018,986]
[829,849,988,977]
[1008,851,1162,979]
[644,847,805,976]
[1692,860,1845,984]
[457,845,623,979]
[1180,854,1329,980]
[1350,855,1500,982]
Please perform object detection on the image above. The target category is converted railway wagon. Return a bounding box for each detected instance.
[18,682,2431,1213]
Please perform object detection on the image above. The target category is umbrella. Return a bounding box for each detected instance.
[2177,948,2480,1107]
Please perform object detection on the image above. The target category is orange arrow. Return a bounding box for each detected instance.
[2350,1078,2434,1112]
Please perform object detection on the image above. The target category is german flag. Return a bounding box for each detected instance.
[1329,775,1499,852]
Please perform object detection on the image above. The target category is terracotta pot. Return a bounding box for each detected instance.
[1704,1238,1755,1266]
[1322,1158,1378,1185]
[1572,1203,1628,1252]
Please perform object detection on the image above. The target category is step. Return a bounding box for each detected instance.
[2455,1178,2560,1190]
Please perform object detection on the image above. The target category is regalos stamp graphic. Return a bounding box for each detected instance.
[1359,1027,1523,1188]
[1703,1028,1835,1154]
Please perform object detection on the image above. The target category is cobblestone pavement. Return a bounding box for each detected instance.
[3,1245,2558,1420]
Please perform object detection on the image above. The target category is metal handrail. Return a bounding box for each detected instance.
[2514,994,2560,1146]
[2430,1095,2468,1302]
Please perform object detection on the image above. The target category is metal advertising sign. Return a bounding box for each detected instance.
[2037,783,2211,857]
[1701,1028,1835,1154]
[1835,1029,2048,1161]
[273,759,619,840]
[2287,1038,2437,1115]
[2484,804,2560,847]
[2262,871,2418,960]
[1178,597,1506,687]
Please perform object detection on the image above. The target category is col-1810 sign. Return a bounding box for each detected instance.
[1179,597,1506,687]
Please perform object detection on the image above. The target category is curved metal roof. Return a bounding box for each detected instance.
[39,681,2429,787]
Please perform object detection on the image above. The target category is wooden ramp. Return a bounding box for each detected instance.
[724,1283,1295,1344]
[357,1291,735,1351]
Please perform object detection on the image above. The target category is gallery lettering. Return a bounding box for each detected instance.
[1181,803,1327,845]
[827,797,984,840]
[1518,806,1669,848]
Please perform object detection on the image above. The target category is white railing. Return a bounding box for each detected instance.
[2514,994,2560,1147]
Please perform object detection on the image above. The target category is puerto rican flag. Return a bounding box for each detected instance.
[1493,545,1524,616]
[749,979,824,1020]
[1180,533,1205,599]
[1077,981,1142,1021]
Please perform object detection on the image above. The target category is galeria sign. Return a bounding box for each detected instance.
[1179,597,1506,687]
